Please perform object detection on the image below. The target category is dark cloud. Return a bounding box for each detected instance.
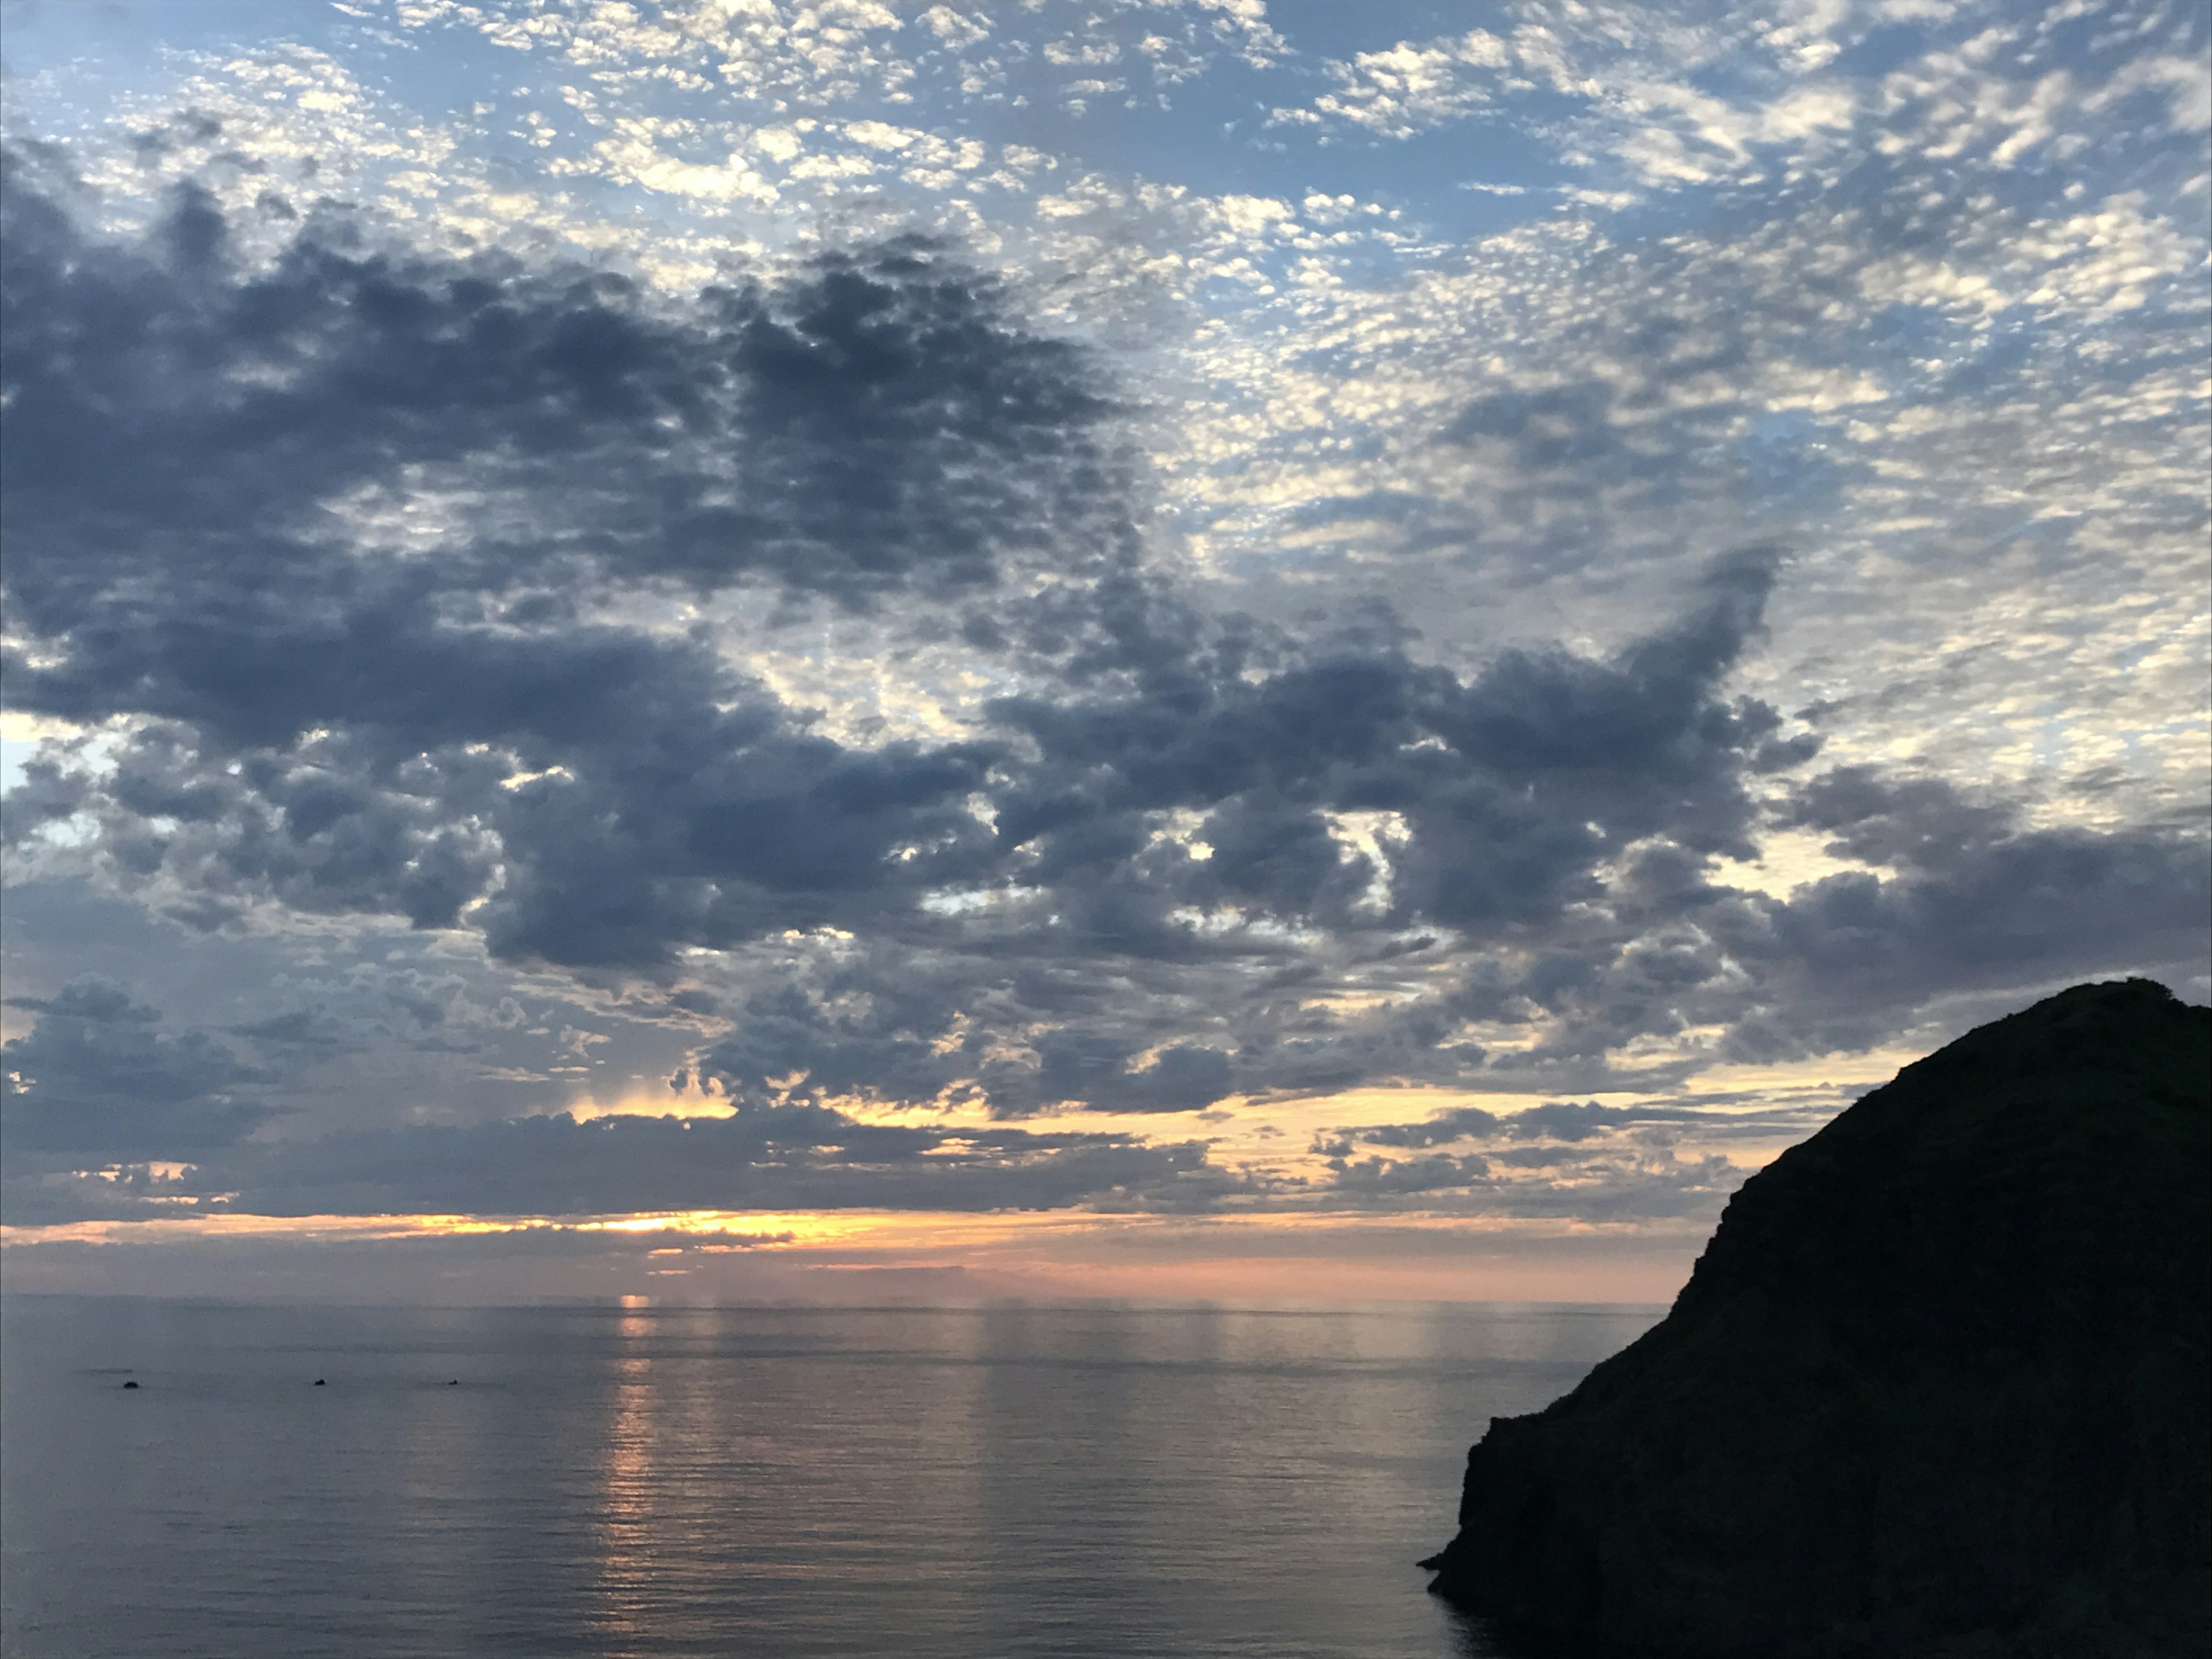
[0,751,89,849]
[1033,1035,1235,1113]
[686,972,979,1113]
[1317,1138,1747,1220]
[2,156,1089,973]
[656,551,1820,1112]
[1708,770,2212,1059]
[1408,769,2210,1075]
[1505,1101,1677,1142]
[1,976,266,1159]
[0,1096,1250,1224]
[0,968,1252,1226]
[15,684,1004,970]
[1,157,1125,631]
[683,963,1243,1118]
[1344,1106,1505,1150]
[991,550,1793,932]
[1323,1099,1757,1157]
[0,158,1116,963]
[5,145,2201,1165]
[6,183,1821,1104]
[1330,1152,1494,1195]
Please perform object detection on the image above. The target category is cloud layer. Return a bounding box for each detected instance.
[2,0,2205,1237]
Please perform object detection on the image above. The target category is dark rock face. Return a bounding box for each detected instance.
[1425,979,2211,1658]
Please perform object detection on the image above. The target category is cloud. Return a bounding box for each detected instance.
[657,551,1828,1113]
[1,167,1127,625]
[1287,29,1515,141]
[403,0,915,107]
[1708,770,2212,1057]
[2,0,2205,1241]
[1407,782,2209,1076]
[0,1096,1251,1224]
[1319,1137,1748,1221]
[0,164,1124,970]
[1,977,266,1160]
[1330,1151,1495,1194]
[993,548,1791,930]
[1278,0,2203,203]
[28,335,2190,1116]
[1325,1093,1832,1162]
[5,153,1831,1099]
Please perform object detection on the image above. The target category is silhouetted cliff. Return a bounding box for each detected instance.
[1425,978,2211,1658]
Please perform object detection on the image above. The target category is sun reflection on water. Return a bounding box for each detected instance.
[593,1305,658,1644]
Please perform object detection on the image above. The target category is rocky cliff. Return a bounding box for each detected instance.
[1423,978,2211,1658]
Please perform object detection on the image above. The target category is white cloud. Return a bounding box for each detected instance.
[919,7,990,50]
[400,0,915,105]
[845,119,922,151]
[2084,53,2212,134]
[589,119,781,204]
[1289,30,1512,141]
[1214,194,1294,237]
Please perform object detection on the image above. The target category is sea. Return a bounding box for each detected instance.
[0,1296,1661,1658]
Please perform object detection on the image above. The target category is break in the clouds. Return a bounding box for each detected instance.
[2,0,2205,1244]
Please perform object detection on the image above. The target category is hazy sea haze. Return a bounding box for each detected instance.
[1,1296,1661,1658]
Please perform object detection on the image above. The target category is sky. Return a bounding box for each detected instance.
[1,0,2206,1305]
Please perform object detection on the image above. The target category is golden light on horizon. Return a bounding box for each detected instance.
[0,1202,1717,1305]
[0,1039,1888,1309]
[1,1052,1886,1301]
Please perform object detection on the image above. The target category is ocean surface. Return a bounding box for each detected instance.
[1,1296,1661,1658]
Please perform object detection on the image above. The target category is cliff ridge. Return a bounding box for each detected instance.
[1424,978,2212,1658]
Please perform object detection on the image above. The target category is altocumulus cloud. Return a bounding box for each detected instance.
[1,35,2205,1233]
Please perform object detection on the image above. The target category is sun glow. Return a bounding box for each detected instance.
[563,1090,737,1122]
[0,1203,1714,1303]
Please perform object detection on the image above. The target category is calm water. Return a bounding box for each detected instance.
[1,1296,1660,1658]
